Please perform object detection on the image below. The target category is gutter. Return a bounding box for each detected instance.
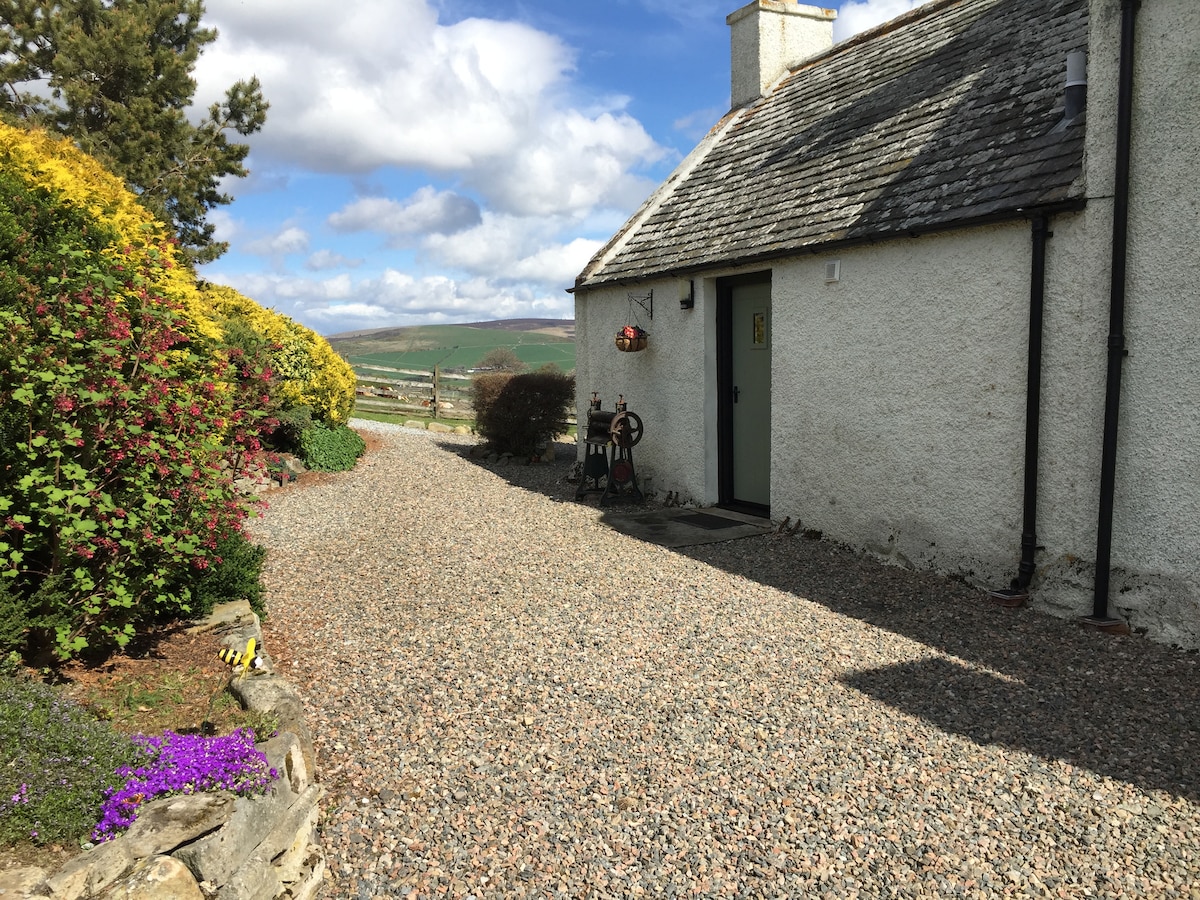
[1087,0,1141,628]
[570,199,1087,294]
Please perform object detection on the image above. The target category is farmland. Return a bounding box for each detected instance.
[328,319,576,374]
[328,318,576,421]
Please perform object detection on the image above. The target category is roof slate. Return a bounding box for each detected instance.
[577,0,1088,289]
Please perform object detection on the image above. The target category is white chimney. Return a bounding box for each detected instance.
[727,1,836,108]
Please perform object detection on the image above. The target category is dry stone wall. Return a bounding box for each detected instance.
[0,601,323,900]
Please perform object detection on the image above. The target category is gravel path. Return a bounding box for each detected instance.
[251,421,1200,899]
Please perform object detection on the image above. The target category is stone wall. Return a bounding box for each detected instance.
[1,601,324,900]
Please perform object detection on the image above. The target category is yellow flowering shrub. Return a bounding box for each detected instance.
[0,124,220,342]
[201,284,355,426]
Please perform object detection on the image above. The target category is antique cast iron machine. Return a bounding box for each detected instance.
[576,393,644,505]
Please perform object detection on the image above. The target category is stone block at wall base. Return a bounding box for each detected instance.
[98,855,204,900]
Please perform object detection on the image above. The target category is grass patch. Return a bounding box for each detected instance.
[351,409,476,430]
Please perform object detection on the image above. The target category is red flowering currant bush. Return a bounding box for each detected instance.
[0,170,265,660]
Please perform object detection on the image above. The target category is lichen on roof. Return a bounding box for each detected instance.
[578,0,1088,290]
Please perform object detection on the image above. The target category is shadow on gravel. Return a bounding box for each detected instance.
[678,536,1200,805]
[433,438,581,500]
[436,436,1200,804]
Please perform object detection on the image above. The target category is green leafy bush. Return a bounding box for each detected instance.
[186,532,268,620]
[298,425,366,472]
[272,405,314,454]
[0,155,266,661]
[472,369,575,456]
[0,677,137,846]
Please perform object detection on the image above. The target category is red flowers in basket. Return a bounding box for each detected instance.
[619,324,647,339]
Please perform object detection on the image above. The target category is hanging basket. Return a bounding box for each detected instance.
[616,325,648,352]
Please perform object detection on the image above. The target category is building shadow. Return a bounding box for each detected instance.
[438,435,1200,803]
[675,534,1200,805]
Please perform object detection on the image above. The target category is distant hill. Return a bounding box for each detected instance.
[329,319,576,373]
[327,318,574,343]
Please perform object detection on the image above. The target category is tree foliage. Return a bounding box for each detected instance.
[476,347,526,372]
[0,0,268,264]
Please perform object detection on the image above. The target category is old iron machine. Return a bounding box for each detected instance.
[576,393,645,505]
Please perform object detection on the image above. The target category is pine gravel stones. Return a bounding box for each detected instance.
[251,422,1200,900]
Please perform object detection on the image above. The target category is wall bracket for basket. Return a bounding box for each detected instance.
[628,290,653,320]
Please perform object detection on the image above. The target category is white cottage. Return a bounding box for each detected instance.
[571,0,1200,646]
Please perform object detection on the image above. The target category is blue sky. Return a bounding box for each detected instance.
[193,0,929,336]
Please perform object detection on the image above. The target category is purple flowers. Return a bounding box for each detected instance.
[92,728,277,842]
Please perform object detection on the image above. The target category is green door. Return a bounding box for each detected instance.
[720,276,771,510]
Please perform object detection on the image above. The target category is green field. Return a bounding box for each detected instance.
[330,321,576,373]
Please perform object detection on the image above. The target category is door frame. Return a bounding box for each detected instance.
[716,270,772,514]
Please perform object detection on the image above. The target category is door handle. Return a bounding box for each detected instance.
[733,386,740,403]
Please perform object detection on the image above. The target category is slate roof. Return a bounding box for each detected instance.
[576,0,1088,289]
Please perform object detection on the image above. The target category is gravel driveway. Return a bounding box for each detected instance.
[251,421,1200,899]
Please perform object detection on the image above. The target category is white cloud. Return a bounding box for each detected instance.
[208,209,239,244]
[245,226,310,257]
[306,249,364,271]
[208,268,574,334]
[195,1,666,218]
[507,238,604,285]
[833,0,934,42]
[469,109,665,217]
[418,211,600,284]
[328,189,482,239]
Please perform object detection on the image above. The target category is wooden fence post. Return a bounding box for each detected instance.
[433,365,441,419]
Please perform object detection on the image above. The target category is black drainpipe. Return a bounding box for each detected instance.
[1012,214,1050,593]
[1088,0,1140,626]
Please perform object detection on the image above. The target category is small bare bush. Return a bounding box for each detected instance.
[472,370,574,457]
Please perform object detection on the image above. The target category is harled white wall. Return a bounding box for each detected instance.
[573,0,1200,647]
[574,279,714,504]
[770,225,1034,583]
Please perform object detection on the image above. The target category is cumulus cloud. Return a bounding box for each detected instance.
[245,226,310,256]
[417,211,600,285]
[306,249,364,271]
[210,268,573,335]
[834,0,935,42]
[195,0,665,218]
[328,188,482,239]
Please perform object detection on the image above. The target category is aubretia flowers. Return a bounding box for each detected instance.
[93,728,277,842]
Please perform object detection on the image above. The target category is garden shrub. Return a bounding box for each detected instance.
[298,425,366,472]
[185,531,268,620]
[0,124,221,344]
[0,677,138,846]
[0,124,270,660]
[470,372,512,422]
[0,242,257,658]
[202,283,356,427]
[272,405,314,453]
[472,369,575,456]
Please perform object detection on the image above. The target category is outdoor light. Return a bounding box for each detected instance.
[679,279,695,309]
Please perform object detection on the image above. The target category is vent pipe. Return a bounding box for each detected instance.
[1065,51,1088,120]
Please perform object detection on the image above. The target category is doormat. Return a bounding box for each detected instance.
[675,512,743,530]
